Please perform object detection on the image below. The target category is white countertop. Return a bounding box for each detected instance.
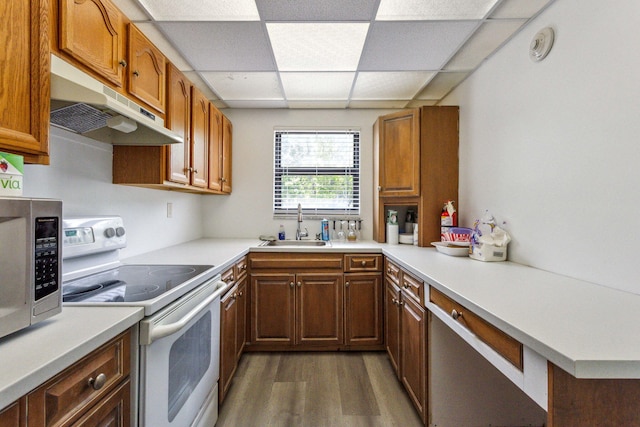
[127,237,640,379]
[0,306,143,410]
[3,237,638,411]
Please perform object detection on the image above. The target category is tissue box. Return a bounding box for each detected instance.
[0,152,23,196]
[469,243,507,262]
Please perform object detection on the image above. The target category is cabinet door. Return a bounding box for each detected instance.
[58,0,125,88]
[221,116,233,193]
[378,109,420,197]
[0,0,49,163]
[344,273,383,347]
[190,87,209,188]
[385,279,401,376]
[165,64,191,185]
[401,293,427,422]
[251,273,295,346]
[296,273,343,346]
[219,284,238,403]
[127,24,165,113]
[208,104,223,192]
[235,276,247,359]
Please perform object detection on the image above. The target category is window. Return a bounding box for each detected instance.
[274,129,360,217]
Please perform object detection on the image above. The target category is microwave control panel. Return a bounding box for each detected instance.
[34,217,59,301]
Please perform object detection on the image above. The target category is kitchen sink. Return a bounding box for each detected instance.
[262,240,329,247]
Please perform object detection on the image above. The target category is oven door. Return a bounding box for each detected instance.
[138,276,227,427]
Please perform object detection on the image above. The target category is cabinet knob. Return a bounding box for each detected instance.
[361,260,367,267]
[297,281,302,287]
[193,169,199,174]
[238,291,243,297]
[345,281,350,288]
[377,186,382,191]
[88,373,107,390]
[290,282,294,288]
[133,70,140,77]
[119,59,127,68]
[232,292,238,299]
[221,177,227,182]
[451,309,463,320]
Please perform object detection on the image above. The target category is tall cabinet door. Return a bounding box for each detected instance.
[377,108,420,197]
[296,273,343,346]
[401,294,427,423]
[345,273,383,346]
[385,279,401,376]
[221,116,233,193]
[127,24,165,113]
[190,87,209,188]
[208,105,223,192]
[165,64,191,185]
[0,0,50,163]
[58,0,125,88]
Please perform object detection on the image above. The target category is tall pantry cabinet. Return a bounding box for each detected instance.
[373,107,459,246]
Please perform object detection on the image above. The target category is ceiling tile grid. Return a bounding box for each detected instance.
[114,0,557,109]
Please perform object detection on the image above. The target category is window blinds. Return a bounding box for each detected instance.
[273,129,360,217]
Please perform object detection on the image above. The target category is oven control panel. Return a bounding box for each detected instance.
[63,216,126,259]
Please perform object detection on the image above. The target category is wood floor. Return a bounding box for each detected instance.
[217,351,423,427]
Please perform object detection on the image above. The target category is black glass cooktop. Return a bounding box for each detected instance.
[62,264,213,303]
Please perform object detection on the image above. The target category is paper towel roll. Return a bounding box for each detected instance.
[387,223,399,244]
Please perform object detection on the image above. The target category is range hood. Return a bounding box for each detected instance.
[50,55,182,146]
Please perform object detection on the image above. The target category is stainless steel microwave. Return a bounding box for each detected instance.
[0,197,62,339]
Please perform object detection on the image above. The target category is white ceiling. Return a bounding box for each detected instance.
[112,0,556,109]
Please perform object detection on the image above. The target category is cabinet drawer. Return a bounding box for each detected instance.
[429,287,523,370]
[385,259,401,285]
[27,330,131,427]
[221,267,235,286]
[235,256,248,279]
[344,254,382,272]
[249,253,343,270]
[401,271,424,305]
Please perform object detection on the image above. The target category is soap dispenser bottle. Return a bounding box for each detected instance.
[278,224,286,240]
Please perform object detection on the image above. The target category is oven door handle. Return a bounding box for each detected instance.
[145,280,227,344]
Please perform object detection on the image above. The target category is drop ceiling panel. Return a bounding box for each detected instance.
[376,0,501,20]
[255,0,378,21]
[136,0,260,21]
[267,23,369,71]
[225,100,288,108]
[200,72,283,100]
[280,73,355,100]
[134,23,191,70]
[443,19,526,70]
[415,72,469,99]
[490,0,554,19]
[352,71,435,100]
[359,21,480,71]
[157,22,276,71]
[288,101,349,109]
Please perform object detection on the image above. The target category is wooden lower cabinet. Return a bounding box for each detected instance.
[250,272,343,349]
[344,273,383,347]
[400,293,427,422]
[22,330,131,427]
[385,279,401,375]
[0,399,25,427]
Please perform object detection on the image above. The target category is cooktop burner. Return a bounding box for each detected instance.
[62,264,213,303]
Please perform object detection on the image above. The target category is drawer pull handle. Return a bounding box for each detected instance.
[451,309,463,320]
[361,261,367,267]
[88,373,107,390]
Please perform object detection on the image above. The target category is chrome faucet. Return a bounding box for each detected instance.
[296,203,309,240]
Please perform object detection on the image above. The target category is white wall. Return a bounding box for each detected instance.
[23,127,204,258]
[443,0,640,294]
[201,108,396,241]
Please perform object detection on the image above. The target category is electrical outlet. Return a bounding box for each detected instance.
[167,202,173,218]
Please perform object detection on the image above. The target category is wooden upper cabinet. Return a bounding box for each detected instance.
[377,109,420,197]
[127,24,166,113]
[208,105,223,192]
[190,86,209,188]
[58,0,126,88]
[0,0,50,164]
[221,115,233,193]
[166,64,191,185]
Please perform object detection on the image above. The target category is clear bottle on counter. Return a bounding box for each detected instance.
[278,224,286,240]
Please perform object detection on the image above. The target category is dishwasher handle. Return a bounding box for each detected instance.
[141,279,227,345]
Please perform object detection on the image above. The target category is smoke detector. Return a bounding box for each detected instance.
[529,27,555,62]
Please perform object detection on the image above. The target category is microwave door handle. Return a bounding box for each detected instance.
[146,280,227,344]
